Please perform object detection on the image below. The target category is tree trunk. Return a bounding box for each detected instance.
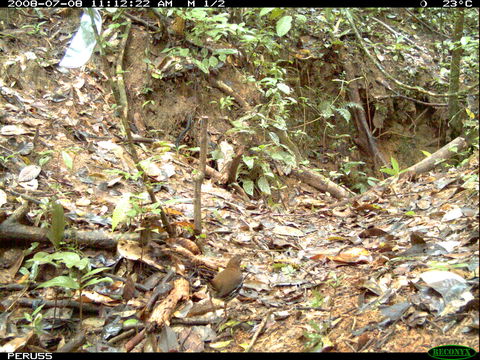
[445,9,465,141]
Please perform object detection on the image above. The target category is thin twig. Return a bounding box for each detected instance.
[246,309,273,352]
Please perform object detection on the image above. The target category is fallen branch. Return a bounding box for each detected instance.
[246,309,273,352]
[57,330,86,352]
[209,77,251,111]
[328,136,470,209]
[291,168,355,200]
[0,220,137,250]
[125,278,190,352]
[1,298,100,314]
[400,136,468,179]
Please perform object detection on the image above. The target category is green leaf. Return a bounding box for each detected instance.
[61,151,73,170]
[259,8,274,17]
[209,55,219,68]
[209,340,232,349]
[37,275,80,290]
[420,150,432,157]
[270,8,284,20]
[203,57,211,70]
[39,156,51,167]
[219,319,241,332]
[123,318,139,327]
[277,82,291,94]
[465,108,475,119]
[276,16,292,37]
[112,193,132,232]
[336,108,351,122]
[260,162,275,178]
[242,179,254,196]
[238,343,250,351]
[51,251,79,267]
[271,150,296,166]
[390,157,400,173]
[380,167,396,176]
[268,132,280,145]
[191,58,209,74]
[47,202,65,249]
[243,156,255,169]
[77,257,91,271]
[257,176,271,195]
[82,267,111,281]
[31,303,45,317]
[295,14,307,23]
[213,48,238,56]
[30,252,56,266]
[82,277,113,288]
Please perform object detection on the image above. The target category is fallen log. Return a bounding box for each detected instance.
[400,136,468,178]
[291,168,355,200]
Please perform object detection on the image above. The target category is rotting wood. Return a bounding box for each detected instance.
[145,269,175,313]
[162,246,226,271]
[189,157,249,200]
[1,298,100,314]
[400,136,468,179]
[107,329,137,346]
[291,168,355,200]
[0,198,160,250]
[125,278,190,352]
[0,221,139,250]
[209,77,251,111]
[149,277,189,326]
[220,144,245,185]
[57,330,86,352]
[328,136,470,209]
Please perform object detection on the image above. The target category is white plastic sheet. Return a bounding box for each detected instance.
[59,9,102,69]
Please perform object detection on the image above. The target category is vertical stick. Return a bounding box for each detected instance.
[194,116,209,235]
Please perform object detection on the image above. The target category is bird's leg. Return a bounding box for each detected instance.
[223,301,228,318]
[209,292,216,315]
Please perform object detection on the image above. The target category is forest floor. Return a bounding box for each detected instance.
[0,9,478,353]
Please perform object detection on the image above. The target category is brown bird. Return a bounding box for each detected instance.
[209,255,243,318]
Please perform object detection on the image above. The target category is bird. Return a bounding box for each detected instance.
[209,255,243,318]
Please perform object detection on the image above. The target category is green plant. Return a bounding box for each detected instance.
[47,201,66,249]
[22,21,47,35]
[61,151,74,170]
[152,9,246,76]
[380,157,407,177]
[328,159,378,193]
[104,168,143,181]
[218,96,235,110]
[237,149,276,197]
[25,251,112,321]
[37,150,54,167]
[111,189,171,232]
[0,153,15,166]
[309,289,325,308]
[303,320,330,352]
[326,272,343,289]
[23,304,46,335]
[142,99,155,107]
[111,192,135,232]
